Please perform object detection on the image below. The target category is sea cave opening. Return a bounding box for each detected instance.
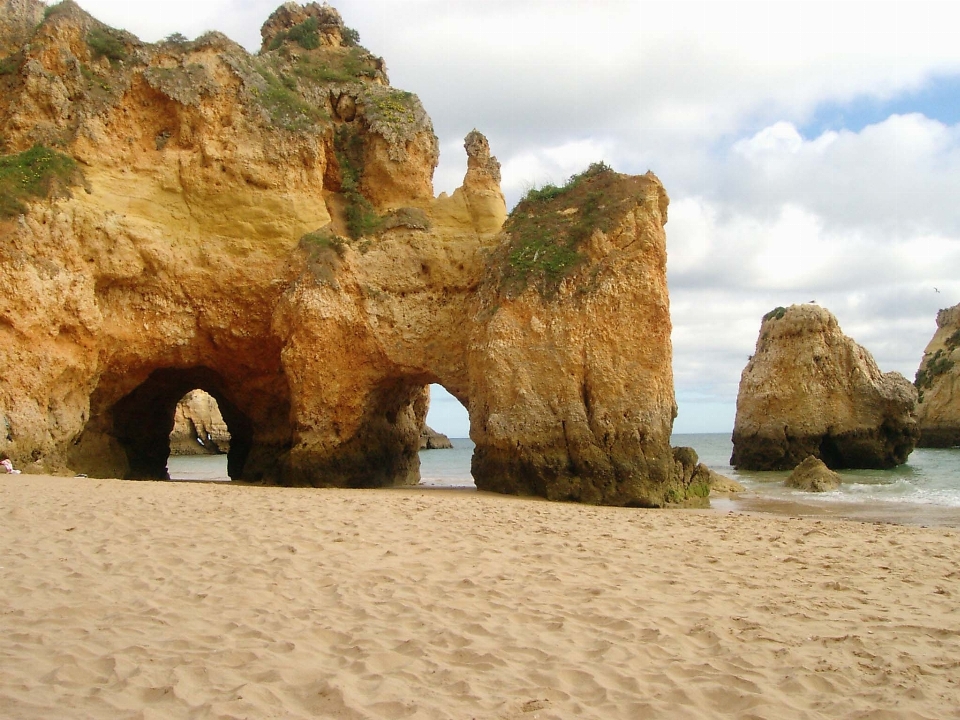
[167,389,233,482]
[110,367,254,482]
[419,384,475,489]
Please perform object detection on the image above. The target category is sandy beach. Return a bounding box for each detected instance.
[2,475,959,719]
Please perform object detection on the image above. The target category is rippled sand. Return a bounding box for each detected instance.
[2,475,959,719]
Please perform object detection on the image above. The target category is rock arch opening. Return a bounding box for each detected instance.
[419,385,474,488]
[111,368,254,481]
[166,390,232,481]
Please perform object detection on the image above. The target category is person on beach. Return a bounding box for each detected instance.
[1,458,21,474]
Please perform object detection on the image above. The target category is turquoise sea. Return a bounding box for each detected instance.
[419,434,960,527]
[169,434,960,527]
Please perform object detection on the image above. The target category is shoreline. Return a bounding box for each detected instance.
[156,474,960,529]
[164,472,960,531]
[170,439,960,529]
[709,491,960,529]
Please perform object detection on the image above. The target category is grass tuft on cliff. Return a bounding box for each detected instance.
[87,26,128,63]
[0,145,81,218]
[269,17,321,51]
[43,2,68,20]
[916,348,955,399]
[300,229,347,258]
[334,126,381,239]
[251,62,327,131]
[945,328,960,351]
[0,55,20,76]
[292,48,378,84]
[763,306,787,322]
[500,162,635,297]
[299,229,352,286]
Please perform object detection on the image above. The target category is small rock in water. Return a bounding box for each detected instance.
[785,456,841,493]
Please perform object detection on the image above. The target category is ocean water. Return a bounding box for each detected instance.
[166,447,479,486]
[419,439,476,488]
[674,433,960,527]
[169,435,960,526]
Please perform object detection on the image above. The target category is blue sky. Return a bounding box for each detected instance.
[66,0,960,437]
[800,74,960,137]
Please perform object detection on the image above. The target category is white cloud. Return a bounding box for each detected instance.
[498,138,614,206]
[732,122,805,162]
[721,115,960,235]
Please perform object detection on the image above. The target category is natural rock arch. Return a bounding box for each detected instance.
[0,1,710,506]
[110,368,253,480]
[69,363,289,482]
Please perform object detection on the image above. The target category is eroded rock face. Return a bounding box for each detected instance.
[785,456,841,492]
[916,304,960,447]
[0,3,698,505]
[703,468,744,494]
[0,0,43,55]
[419,425,453,450]
[731,305,919,470]
[170,390,231,456]
[467,169,691,506]
[260,2,351,53]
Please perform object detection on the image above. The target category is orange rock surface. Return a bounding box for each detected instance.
[0,1,702,505]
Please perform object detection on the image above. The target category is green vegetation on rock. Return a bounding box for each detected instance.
[252,62,327,131]
[916,348,955,398]
[367,90,416,126]
[763,306,787,322]
[162,32,190,46]
[43,2,67,20]
[334,126,381,239]
[269,17,321,51]
[300,229,347,258]
[299,229,350,285]
[341,26,361,47]
[0,56,19,76]
[500,162,629,297]
[945,328,960,351]
[87,26,127,63]
[0,145,80,218]
[292,48,376,84]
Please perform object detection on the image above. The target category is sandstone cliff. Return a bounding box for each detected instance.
[915,303,960,447]
[0,0,441,480]
[170,389,230,455]
[0,2,701,505]
[467,166,690,505]
[731,305,918,470]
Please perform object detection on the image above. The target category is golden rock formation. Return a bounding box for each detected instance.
[0,1,704,505]
[732,304,918,470]
[785,456,841,493]
[170,389,231,455]
[916,303,960,447]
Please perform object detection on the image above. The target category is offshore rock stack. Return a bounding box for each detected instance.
[732,304,918,470]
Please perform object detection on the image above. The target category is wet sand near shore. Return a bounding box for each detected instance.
[711,492,960,529]
[3,474,959,719]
